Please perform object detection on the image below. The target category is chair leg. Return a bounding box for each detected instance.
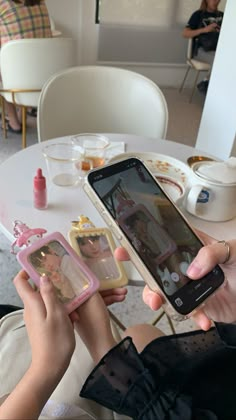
[21,106,27,148]
[0,96,7,139]
[150,310,176,334]
[179,66,191,93]
[166,314,176,334]
[108,309,126,332]
[190,70,200,103]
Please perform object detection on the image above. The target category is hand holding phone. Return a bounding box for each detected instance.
[84,157,225,318]
[17,232,99,313]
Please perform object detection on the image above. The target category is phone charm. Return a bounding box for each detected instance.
[68,215,128,290]
[11,220,47,254]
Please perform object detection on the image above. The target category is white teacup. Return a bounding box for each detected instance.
[185,162,236,222]
[155,175,185,206]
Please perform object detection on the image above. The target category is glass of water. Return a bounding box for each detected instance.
[42,143,84,187]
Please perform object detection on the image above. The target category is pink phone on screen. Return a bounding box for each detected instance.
[17,232,99,313]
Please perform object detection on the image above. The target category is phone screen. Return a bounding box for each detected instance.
[88,157,224,315]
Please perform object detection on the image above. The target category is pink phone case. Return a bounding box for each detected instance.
[17,232,99,314]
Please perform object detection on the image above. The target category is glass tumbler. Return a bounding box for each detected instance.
[71,133,109,176]
[42,143,83,187]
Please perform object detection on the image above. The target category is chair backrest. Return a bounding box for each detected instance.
[49,16,56,31]
[37,66,168,142]
[0,38,76,106]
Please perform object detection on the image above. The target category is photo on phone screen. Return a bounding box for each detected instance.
[87,157,224,315]
[28,240,89,304]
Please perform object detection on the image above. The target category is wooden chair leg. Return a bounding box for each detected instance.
[179,66,191,93]
[21,106,27,148]
[0,96,7,139]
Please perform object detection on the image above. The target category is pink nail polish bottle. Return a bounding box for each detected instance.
[33,168,47,209]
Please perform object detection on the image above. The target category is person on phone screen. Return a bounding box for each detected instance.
[1,232,236,419]
[183,0,224,94]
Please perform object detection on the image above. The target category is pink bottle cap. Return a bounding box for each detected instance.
[34,168,46,190]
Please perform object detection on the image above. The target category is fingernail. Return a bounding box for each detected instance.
[40,275,49,285]
[145,292,153,308]
[187,260,203,278]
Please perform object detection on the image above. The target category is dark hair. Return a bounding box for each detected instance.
[13,0,41,6]
[76,235,100,246]
[29,245,53,267]
[199,0,220,11]
[125,211,149,230]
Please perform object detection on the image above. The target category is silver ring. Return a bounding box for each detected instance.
[217,240,230,264]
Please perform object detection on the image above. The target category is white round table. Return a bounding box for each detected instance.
[0,134,235,282]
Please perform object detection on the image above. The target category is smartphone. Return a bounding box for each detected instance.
[17,232,99,314]
[84,157,225,317]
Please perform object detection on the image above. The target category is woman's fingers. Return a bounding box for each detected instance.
[192,309,212,331]
[14,271,62,318]
[114,247,130,261]
[13,270,37,304]
[100,287,128,306]
[14,270,46,318]
[142,285,163,310]
[187,241,233,279]
[101,288,128,297]
[39,276,62,316]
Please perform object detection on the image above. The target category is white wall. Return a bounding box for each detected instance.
[45,0,82,63]
[43,0,195,87]
[45,0,229,90]
[196,0,236,159]
[79,0,190,86]
[99,0,227,25]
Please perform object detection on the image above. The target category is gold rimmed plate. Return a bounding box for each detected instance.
[109,152,191,187]
[187,155,216,168]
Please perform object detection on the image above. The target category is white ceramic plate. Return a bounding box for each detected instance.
[109,152,191,187]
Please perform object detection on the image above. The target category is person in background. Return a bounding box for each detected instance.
[0,0,52,133]
[182,0,224,94]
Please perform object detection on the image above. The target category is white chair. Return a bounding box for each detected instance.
[49,16,62,37]
[179,38,211,102]
[37,66,168,142]
[37,65,173,333]
[0,38,76,148]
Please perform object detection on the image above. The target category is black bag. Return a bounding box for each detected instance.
[198,32,219,51]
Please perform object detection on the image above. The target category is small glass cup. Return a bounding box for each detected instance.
[71,134,109,175]
[42,143,83,187]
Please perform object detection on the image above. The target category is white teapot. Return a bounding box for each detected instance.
[185,157,236,222]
